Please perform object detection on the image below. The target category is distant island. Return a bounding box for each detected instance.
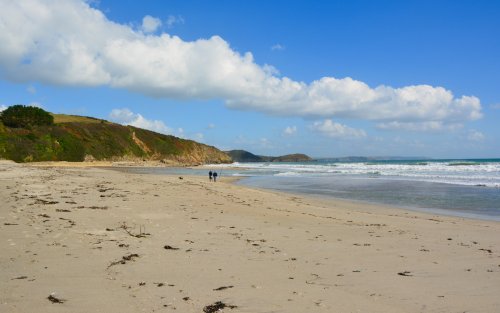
[0,105,231,165]
[226,150,312,163]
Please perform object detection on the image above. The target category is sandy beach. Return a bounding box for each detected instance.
[1,160,499,313]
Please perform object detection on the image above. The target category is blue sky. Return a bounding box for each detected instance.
[1,0,499,158]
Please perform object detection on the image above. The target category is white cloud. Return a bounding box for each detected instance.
[376,121,463,132]
[310,119,366,139]
[109,108,172,134]
[467,129,485,142]
[0,0,483,127]
[0,105,7,112]
[141,15,162,33]
[84,0,100,5]
[491,103,500,110]
[283,126,297,136]
[207,123,216,129]
[166,15,184,28]
[271,44,285,51]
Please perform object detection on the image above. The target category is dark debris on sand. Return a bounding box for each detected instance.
[47,294,66,304]
[213,285,234,291]
[11,275,28,280]
[108,253,140,268]
[398,271,413,276]
[164,245,180,250]
[36,199,59,205]
[203,301,237,313]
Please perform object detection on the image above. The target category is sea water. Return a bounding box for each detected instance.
[113,159,500,221]
[217,159,500,221]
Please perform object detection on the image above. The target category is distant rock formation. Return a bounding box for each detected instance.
[226,150,312,163]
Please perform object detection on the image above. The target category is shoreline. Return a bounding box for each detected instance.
[100,162,500,223]
[19,161,500,226]
[14,160,500,222]
[2,161,499,312]
[237,181,500,223]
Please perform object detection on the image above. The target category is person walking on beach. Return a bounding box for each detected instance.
[209,170,213,182]
[213,171,218,182]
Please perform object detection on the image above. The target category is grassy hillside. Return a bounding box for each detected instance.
[0,113,231,164]
[52,113,104,124]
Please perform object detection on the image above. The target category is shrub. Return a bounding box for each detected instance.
[1,105,54,128]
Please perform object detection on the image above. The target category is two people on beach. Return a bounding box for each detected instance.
[209,170,218,182]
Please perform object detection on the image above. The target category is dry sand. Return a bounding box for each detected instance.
[1,160,499,313]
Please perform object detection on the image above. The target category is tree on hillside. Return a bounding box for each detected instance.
[0,105,54,128]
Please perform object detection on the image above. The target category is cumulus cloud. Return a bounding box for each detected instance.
[283,126,297,136]
[310,119,366,139]
[0,0,483,128]
[109,108,172,134]
[166,15,184,28]
[141,15,162,33]
[467,129,485,142]
[0,105,7,112]
[376,121,463,132]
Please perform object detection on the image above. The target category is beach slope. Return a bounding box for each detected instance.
[1,161,499,312]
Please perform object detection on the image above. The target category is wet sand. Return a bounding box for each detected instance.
[1,160,499,312]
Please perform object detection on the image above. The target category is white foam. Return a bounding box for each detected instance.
[213,161,500,187]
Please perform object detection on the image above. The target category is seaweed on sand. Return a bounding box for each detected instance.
[107,253,140,268]
[203,301,237,313]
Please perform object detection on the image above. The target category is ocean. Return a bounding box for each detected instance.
[114,158,500,221]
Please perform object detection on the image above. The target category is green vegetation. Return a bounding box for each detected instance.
[52,114,104,124]
[0,111,231,164]
[1,105,54,128]
[267,153,312,162]
[224,150,263,162]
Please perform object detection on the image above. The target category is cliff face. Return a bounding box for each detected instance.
[0,114,231,165]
